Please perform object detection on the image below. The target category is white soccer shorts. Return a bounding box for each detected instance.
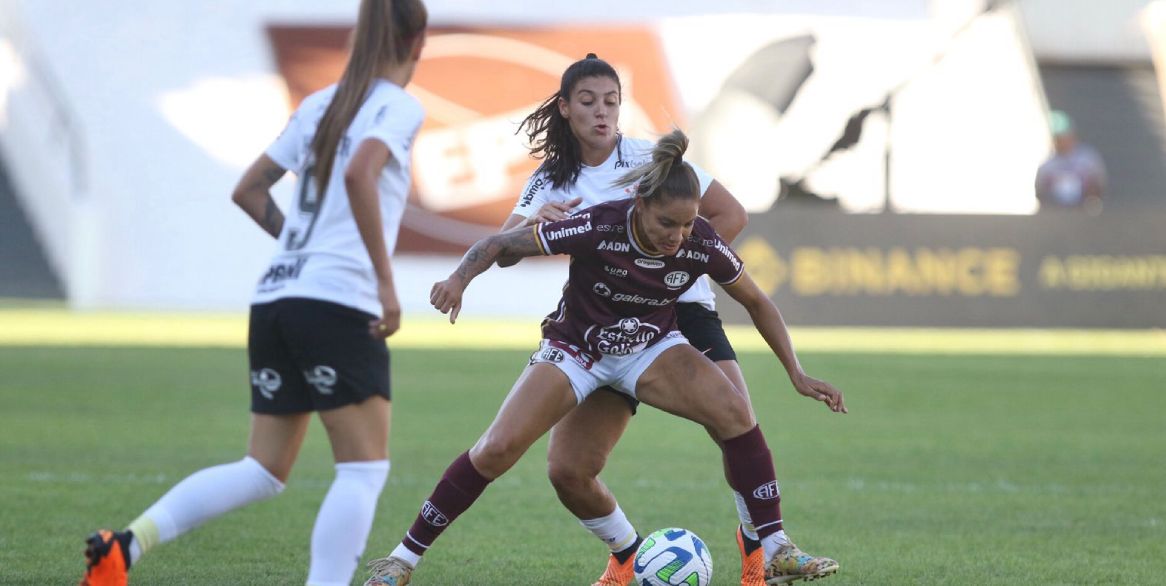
[529,331,689,403]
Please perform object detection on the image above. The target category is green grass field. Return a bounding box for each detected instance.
[2,343,1164,585]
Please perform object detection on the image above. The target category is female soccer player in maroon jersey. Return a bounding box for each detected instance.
[365,130,845,586]
[503,54,769,586]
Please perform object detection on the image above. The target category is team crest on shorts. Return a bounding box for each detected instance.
[250,368,282,400]
[303,365,338,395]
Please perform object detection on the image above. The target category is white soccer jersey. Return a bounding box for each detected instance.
[253,80,424,317]
[512,135,720,309]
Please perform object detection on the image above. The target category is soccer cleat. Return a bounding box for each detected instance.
[79,530,131,586]
[364,556,414,586]
[737,526,766,586]
[591,552,635,586]
[764,540,839,584]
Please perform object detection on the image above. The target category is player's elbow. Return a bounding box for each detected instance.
[230,184,252,208]
[497,255,521,268]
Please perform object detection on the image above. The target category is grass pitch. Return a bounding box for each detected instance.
[2,341,1163,585]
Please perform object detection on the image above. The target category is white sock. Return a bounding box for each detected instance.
[732,490,759,541]
[127,456,284,563]
[579,505,638,553]
[389,542,421,567]
[761,529,792,561]
[306,460,390,586]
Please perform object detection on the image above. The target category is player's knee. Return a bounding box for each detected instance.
[547,457,600,494]
[243,455,288,496]
[710,389,755,440]
[472,435,526,476]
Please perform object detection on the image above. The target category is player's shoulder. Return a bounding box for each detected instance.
[578,198,631,221]
[517,168,557,208]
[616,136,657,166]
[366,82,424,120]
[690,216,719,241]
[301,84,338,113]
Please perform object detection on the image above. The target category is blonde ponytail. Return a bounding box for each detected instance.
[613,129,698,202]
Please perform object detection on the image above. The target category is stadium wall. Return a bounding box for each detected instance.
[1,1,1056,317]
[717,208,1166,328]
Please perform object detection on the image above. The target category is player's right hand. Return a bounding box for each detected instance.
[430,276,465,324]
[526,196,583,225]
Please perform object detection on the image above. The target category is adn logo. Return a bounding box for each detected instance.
[635,258,665,269]
[421,501,449,527]
[677,249,710,263]
[593,282,612,297]
[664,271,690,289]
[250,368,282,400]
[752,481,781,500]
[598,240,630,253]
[303,365,338,395]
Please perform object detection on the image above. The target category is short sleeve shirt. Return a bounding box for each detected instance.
[253,80,425,317]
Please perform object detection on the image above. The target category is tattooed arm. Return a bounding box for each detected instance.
[231,155,287,238]
[430,226,543,323]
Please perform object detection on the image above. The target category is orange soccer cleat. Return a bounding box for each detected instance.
[79,530,131,586]
[591,551,635,586]
[737,526,767,586]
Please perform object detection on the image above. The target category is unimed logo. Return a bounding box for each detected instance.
[545,222,591,241]
[752,481,780,500]
[422,501,449,527]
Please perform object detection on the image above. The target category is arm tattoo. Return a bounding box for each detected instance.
[454,228,541,283]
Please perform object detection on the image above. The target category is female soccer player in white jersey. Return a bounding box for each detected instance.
[499,54,821,586]
[79,2,428,585]
[365,129,845,586]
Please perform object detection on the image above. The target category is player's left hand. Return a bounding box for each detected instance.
[430,276,465,324]
[369,285,401,339]
[791,372,847,413]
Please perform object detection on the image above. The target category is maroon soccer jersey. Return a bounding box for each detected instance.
[532,199,744,358]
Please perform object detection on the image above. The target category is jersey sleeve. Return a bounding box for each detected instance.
[533,212,596,256]
[358,94,425,165]
[265,107,307,171]
[699,221,745,285]
[512,171,553,218]
[689,160,715,197]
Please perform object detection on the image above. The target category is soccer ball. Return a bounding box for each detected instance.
[633,528,713,586]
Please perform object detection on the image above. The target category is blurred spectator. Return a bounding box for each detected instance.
[1035,110,1106,213]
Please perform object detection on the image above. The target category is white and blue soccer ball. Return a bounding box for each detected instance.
[633,528,714,586]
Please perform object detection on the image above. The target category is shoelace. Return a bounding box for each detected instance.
[366,556,403,577]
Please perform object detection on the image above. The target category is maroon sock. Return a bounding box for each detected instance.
[722,425,784,538]
[402,451,492,556]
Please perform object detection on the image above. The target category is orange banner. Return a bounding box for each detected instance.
[267,25,683,252]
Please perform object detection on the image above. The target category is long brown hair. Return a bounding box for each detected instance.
[309,0,427,198]
[517,53,621,190]
[612,129,698,204]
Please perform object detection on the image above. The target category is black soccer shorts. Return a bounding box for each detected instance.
[248,297,390,414]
